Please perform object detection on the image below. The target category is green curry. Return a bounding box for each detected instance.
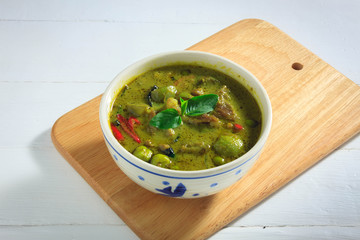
[109,65,262,171]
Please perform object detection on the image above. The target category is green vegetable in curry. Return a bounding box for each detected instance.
[133,146,153,162]
[109,65,262,171]
[151,154,172,168]
[213,135,244,157]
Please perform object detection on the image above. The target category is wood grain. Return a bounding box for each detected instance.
[51,19,360,240]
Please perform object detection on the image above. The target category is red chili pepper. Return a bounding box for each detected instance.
[128,116,141,126]
[111,124,124,141]
[117,114,141,143]
[117,114,133,133]
[234,123,243,132]
[128,116,141,131]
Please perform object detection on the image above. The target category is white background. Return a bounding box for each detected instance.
[0,0,359,239]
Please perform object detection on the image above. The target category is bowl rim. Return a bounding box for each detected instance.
[99,50,272,178]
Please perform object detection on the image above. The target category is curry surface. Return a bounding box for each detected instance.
[109,65,261,170]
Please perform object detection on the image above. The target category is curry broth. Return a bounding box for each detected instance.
[109,65,261,170]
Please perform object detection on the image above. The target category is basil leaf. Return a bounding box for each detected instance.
[149,108,182,129]
[180,97,187,116]
[185,94,218,116]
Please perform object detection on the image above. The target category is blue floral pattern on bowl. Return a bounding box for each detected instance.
[155,182,187,197]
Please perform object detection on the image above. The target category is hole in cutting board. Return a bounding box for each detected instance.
[292,62,303,70]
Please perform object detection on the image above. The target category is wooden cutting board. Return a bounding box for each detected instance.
[51,19,360,240]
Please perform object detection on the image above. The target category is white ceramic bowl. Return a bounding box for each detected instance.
[99,50,272,198]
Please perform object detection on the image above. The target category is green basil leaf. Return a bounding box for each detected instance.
[180,97,188,116]
[185,94,218,116]
[149,108,182,129]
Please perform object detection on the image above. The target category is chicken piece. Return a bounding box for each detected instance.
[191,88,204,96]
[158,143,170,151]
[182,114,221,127]
[214,102,236,121]
[165,128,176,137]
[166,97,181,114]
[214,85,237,121]
[180,142,211,154]
[144,139,155,147]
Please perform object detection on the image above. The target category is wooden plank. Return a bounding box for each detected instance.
[51,19,360,240]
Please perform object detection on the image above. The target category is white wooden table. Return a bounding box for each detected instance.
[1,1,359,239]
